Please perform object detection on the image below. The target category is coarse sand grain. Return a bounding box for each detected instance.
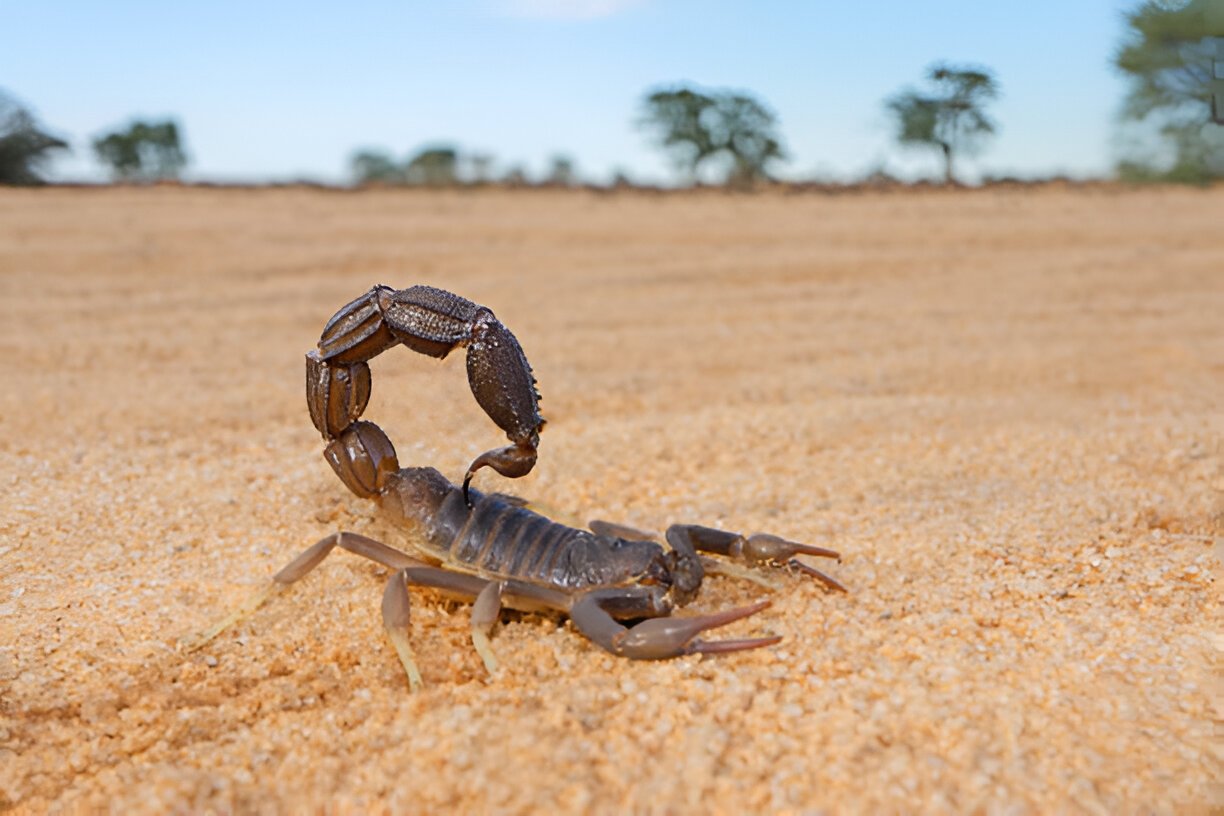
[0,185,1219,813]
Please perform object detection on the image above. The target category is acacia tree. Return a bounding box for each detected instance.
[403,146,458,186]
[1114,0,1224,183]
[350,148,405,184]
[466,152,494,185]
[0,91,69,185]
[638,84,786,186]
[886,64,999,184]
[93,119,187,181]
[546,153,576,186]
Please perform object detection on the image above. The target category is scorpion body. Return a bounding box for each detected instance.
[391,471,673,595]
[192,285,843,689]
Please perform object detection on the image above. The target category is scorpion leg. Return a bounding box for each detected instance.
[382,568,526,689]
[185,526,507,689]
[667,525,847,593]
[379,570,422,690]
[470,580,505,673]
[588,520,659,542]
[182,532,426,651]
[570,588,780,660]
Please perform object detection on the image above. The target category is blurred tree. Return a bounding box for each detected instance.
[638,84,786,186]
[1114,0,1223,183]
[610,166,634,188]
[351,148,405,185]
[546,154,576,186]
[886,64,999,185]
[0,91,69,186]
[404,146,459,186]
[466,152,495,185]
[501,164,529,186]
[715,93,789,187]
[93,119,187,181]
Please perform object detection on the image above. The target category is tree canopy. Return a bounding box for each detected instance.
[1114,0,1224,183]
[546,154,576,186]
[404,146,459,186]
[0,91,69,186]
[352,145,461,186]
[93,119,187,181]
[638,84,786,186]
[350,149,405,184]
[886,64,1000,184]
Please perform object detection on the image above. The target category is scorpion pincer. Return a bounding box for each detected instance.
[190,285,845,690]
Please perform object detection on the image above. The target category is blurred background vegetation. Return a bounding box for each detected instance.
[92,120,188,182]
[1114,0,1224,182]
[0,90,68,185]
[2,1,1220,189]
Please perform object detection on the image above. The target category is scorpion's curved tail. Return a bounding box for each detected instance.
[305,285,545,501]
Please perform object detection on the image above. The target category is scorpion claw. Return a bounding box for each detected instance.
[689,635,784,655]
[744,533,839,563]
[614,599,776,659]
[668,525,846,592]
[788,558,848,593]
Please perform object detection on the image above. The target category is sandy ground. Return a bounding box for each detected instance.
[0,185,1220,813]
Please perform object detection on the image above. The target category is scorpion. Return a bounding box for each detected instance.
[191,285,844,689]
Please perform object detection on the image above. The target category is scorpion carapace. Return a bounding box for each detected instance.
[189,285,845,690]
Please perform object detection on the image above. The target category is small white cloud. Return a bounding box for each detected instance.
[495,0,644,20]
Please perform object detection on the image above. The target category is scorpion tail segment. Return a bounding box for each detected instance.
[317,285,402,364]
[312,286,544,499]
[463,442,539,505]
[324,421,400,499]
[466,311,544,442]
[379,285,487,359]
[382,570,422,692]
[463,311,545,488]
[319,284,494,365]
[307,352,372,439]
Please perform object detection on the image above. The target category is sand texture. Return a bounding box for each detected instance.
[0,185,1220,812]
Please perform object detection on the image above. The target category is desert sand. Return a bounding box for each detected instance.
[0,184,1219,813]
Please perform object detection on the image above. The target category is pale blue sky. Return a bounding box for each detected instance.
[2,0,1138,184]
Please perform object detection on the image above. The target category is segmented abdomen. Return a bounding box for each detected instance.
[426,489,658,590]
